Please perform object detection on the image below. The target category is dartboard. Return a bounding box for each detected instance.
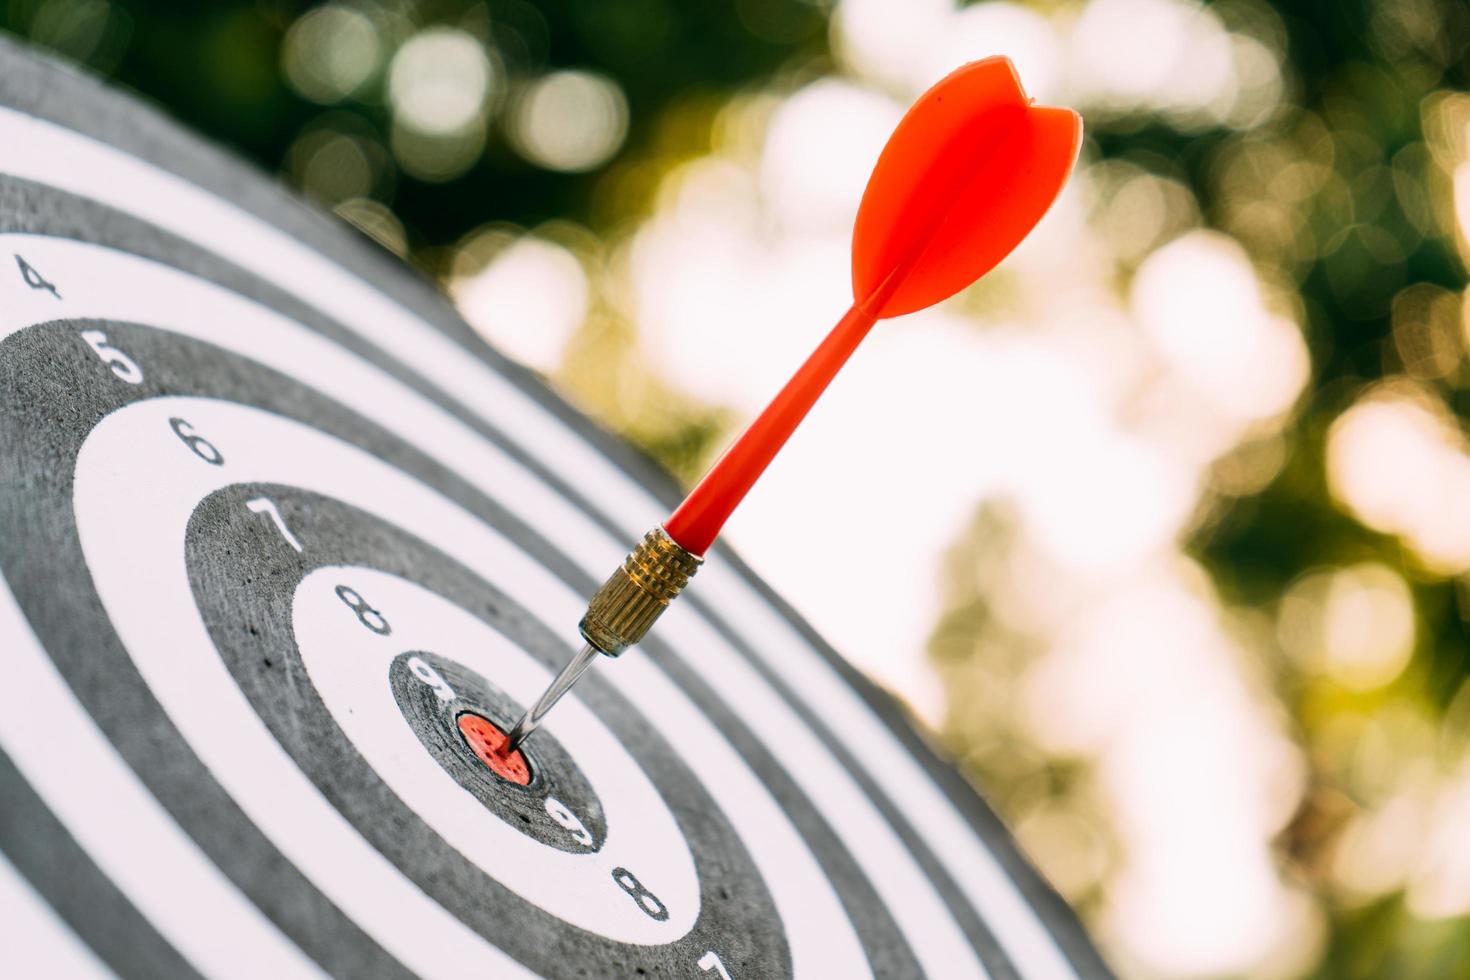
[0,39,1109,980]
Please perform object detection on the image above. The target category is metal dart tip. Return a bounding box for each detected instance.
[505,642,601,752]
[505,528,698,754]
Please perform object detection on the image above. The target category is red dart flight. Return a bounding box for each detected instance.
[665,57,1084,556]
[507,57,1082,752]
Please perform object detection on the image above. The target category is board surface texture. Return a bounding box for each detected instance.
[0,39,1110,980]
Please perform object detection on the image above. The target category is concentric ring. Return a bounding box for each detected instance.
[0,38,1108,980]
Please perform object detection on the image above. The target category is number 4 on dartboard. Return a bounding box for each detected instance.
[14,254,60,299]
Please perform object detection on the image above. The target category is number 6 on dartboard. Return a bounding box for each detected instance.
[168,417,224,466]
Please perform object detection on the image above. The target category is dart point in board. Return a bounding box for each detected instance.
[458,713,533,785]
[505,56,1082,753]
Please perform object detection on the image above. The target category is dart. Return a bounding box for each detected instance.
[506,56,1083,752]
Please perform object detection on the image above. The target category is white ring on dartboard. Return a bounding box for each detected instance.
[0,101,1085,977]
[183,478,803,976]
[12,234,988,977]
[292,565,699,943]
[5,313,924,977]
[0,739,213,980]
[0,568,337,978]
[72,395,871,976]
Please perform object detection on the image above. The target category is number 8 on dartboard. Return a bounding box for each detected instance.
[0,37,1107,980]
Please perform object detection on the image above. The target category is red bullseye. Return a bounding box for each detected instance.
[457,713,532,786]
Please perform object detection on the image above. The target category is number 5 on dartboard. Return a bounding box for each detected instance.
[80,329,143,384]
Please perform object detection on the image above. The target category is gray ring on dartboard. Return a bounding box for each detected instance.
[187,481,785,975]
[0,325,408,979]
[0,748,204,980]
[0,313,937,978]
[393,650,609,853]
[0,176,1034,980]
[0,212,957,979]
[0,175,1032,980]
[0,36,1112,980]
[0,257,925,977]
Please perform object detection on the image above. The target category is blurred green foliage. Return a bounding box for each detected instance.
[1221,3,1470,964]
[925,2,1470,977]
[0,0,823,243]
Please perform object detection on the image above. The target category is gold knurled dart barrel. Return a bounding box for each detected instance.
[503,527,701,751]
[579,527,702,656]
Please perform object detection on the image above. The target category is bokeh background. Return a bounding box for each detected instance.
[6,0,1470,975]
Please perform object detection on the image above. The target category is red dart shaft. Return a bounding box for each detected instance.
[664,302,877,556]
[506,58,1084,753]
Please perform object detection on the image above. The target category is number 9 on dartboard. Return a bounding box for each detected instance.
[0,37,1107,980]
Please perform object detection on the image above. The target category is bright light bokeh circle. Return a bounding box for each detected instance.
[510,71,629,173]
